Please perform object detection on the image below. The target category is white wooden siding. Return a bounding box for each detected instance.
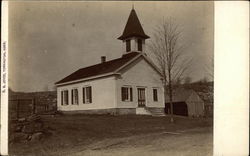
[116,58,164,108]
[186,92,205,116]
[57,76,116,111]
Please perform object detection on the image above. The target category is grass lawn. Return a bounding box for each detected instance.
[9,114,212,156]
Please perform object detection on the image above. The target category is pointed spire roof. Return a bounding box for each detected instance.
[118,8,150,40]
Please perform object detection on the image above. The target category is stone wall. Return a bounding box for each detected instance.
[9,114,53,144]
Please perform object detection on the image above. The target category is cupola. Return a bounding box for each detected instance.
[118,8,150,54]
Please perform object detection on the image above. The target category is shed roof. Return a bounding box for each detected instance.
[165,88,201,103]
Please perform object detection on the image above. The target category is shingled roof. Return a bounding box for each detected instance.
[55,52,140,85]
[118,8,149,40]
[165,88,201,103]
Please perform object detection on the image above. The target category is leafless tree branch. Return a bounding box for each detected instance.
[148,18,192,122]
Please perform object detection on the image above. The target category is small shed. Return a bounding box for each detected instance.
[196,91,213,117]
[165,88,205,117]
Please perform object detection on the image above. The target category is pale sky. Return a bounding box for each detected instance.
[9,1,214,92]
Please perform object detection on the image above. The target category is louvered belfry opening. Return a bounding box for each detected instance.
[118,8,150,53]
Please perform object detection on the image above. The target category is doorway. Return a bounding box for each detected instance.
[137,88,146,107]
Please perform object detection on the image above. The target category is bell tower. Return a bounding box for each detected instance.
[118,8,150,54]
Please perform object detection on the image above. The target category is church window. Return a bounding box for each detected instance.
[83,86,92,104]
[121,86,133,101]
[153,88,158,102]
[61,90,69,105]
[71,88,79,105]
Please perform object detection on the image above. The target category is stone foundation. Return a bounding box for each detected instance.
[60,109,117,115]
[115,108,136,115]
[60,107,164,115]
[60,108,136,115]
[146,107,165,113]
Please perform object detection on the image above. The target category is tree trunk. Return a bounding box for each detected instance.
[168,71,174,123]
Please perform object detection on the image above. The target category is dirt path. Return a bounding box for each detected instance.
[70,127,213,156]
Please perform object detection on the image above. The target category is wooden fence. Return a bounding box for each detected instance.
[9,98,35,119]
[9,97,57,120]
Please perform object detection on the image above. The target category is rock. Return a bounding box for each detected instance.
[15,125,23,132]
[44,125,54,131]
[9,123,17,133]
[9,113,53,143]
[22,124,33,133]
[27,115,41,122]
[18,117,26,122]
[27,134,32,141]
[30,132,43,142]
[22,121,44,133]
[34,121,44,132]
[9,134,15,143]
[12,132,29,142]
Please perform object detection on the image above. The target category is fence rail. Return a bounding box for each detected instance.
[9,98,35,119]
[9,97,57,120]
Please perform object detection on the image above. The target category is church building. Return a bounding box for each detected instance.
[55,8,165,115]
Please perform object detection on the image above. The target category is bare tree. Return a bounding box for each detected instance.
[184,76,192,84]
[205,56,214,79]
[149,18,192,122]
[200,76,208,84]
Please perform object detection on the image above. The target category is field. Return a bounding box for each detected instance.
[9,114,213,156]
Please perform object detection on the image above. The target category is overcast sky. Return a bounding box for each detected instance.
[9,1,214,92]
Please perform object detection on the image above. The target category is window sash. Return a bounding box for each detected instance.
[82,88,85,103]
[121,87,126,101]
[83,86,92,104]
[130,87,133,101]
[75,89,78,104]
[63,90,68,105]
[71,89,78,105]
[153,89,158,101]
[86,87,92,103]
[71,90,73,104]
[121,87,133,101]
[61,91,63,105]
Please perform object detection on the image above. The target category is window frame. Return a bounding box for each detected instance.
[71,88,79,105]
[153,88,158,102]
[82,86,92,104]
[61,90,69,105]
[121,86,133,102]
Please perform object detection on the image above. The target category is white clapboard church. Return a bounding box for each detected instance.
[55,8,165,115]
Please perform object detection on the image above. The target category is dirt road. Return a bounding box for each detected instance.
[71,127,212,156]
[9,115,212,156]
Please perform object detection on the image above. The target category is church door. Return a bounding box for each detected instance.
[137,88,146,107]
